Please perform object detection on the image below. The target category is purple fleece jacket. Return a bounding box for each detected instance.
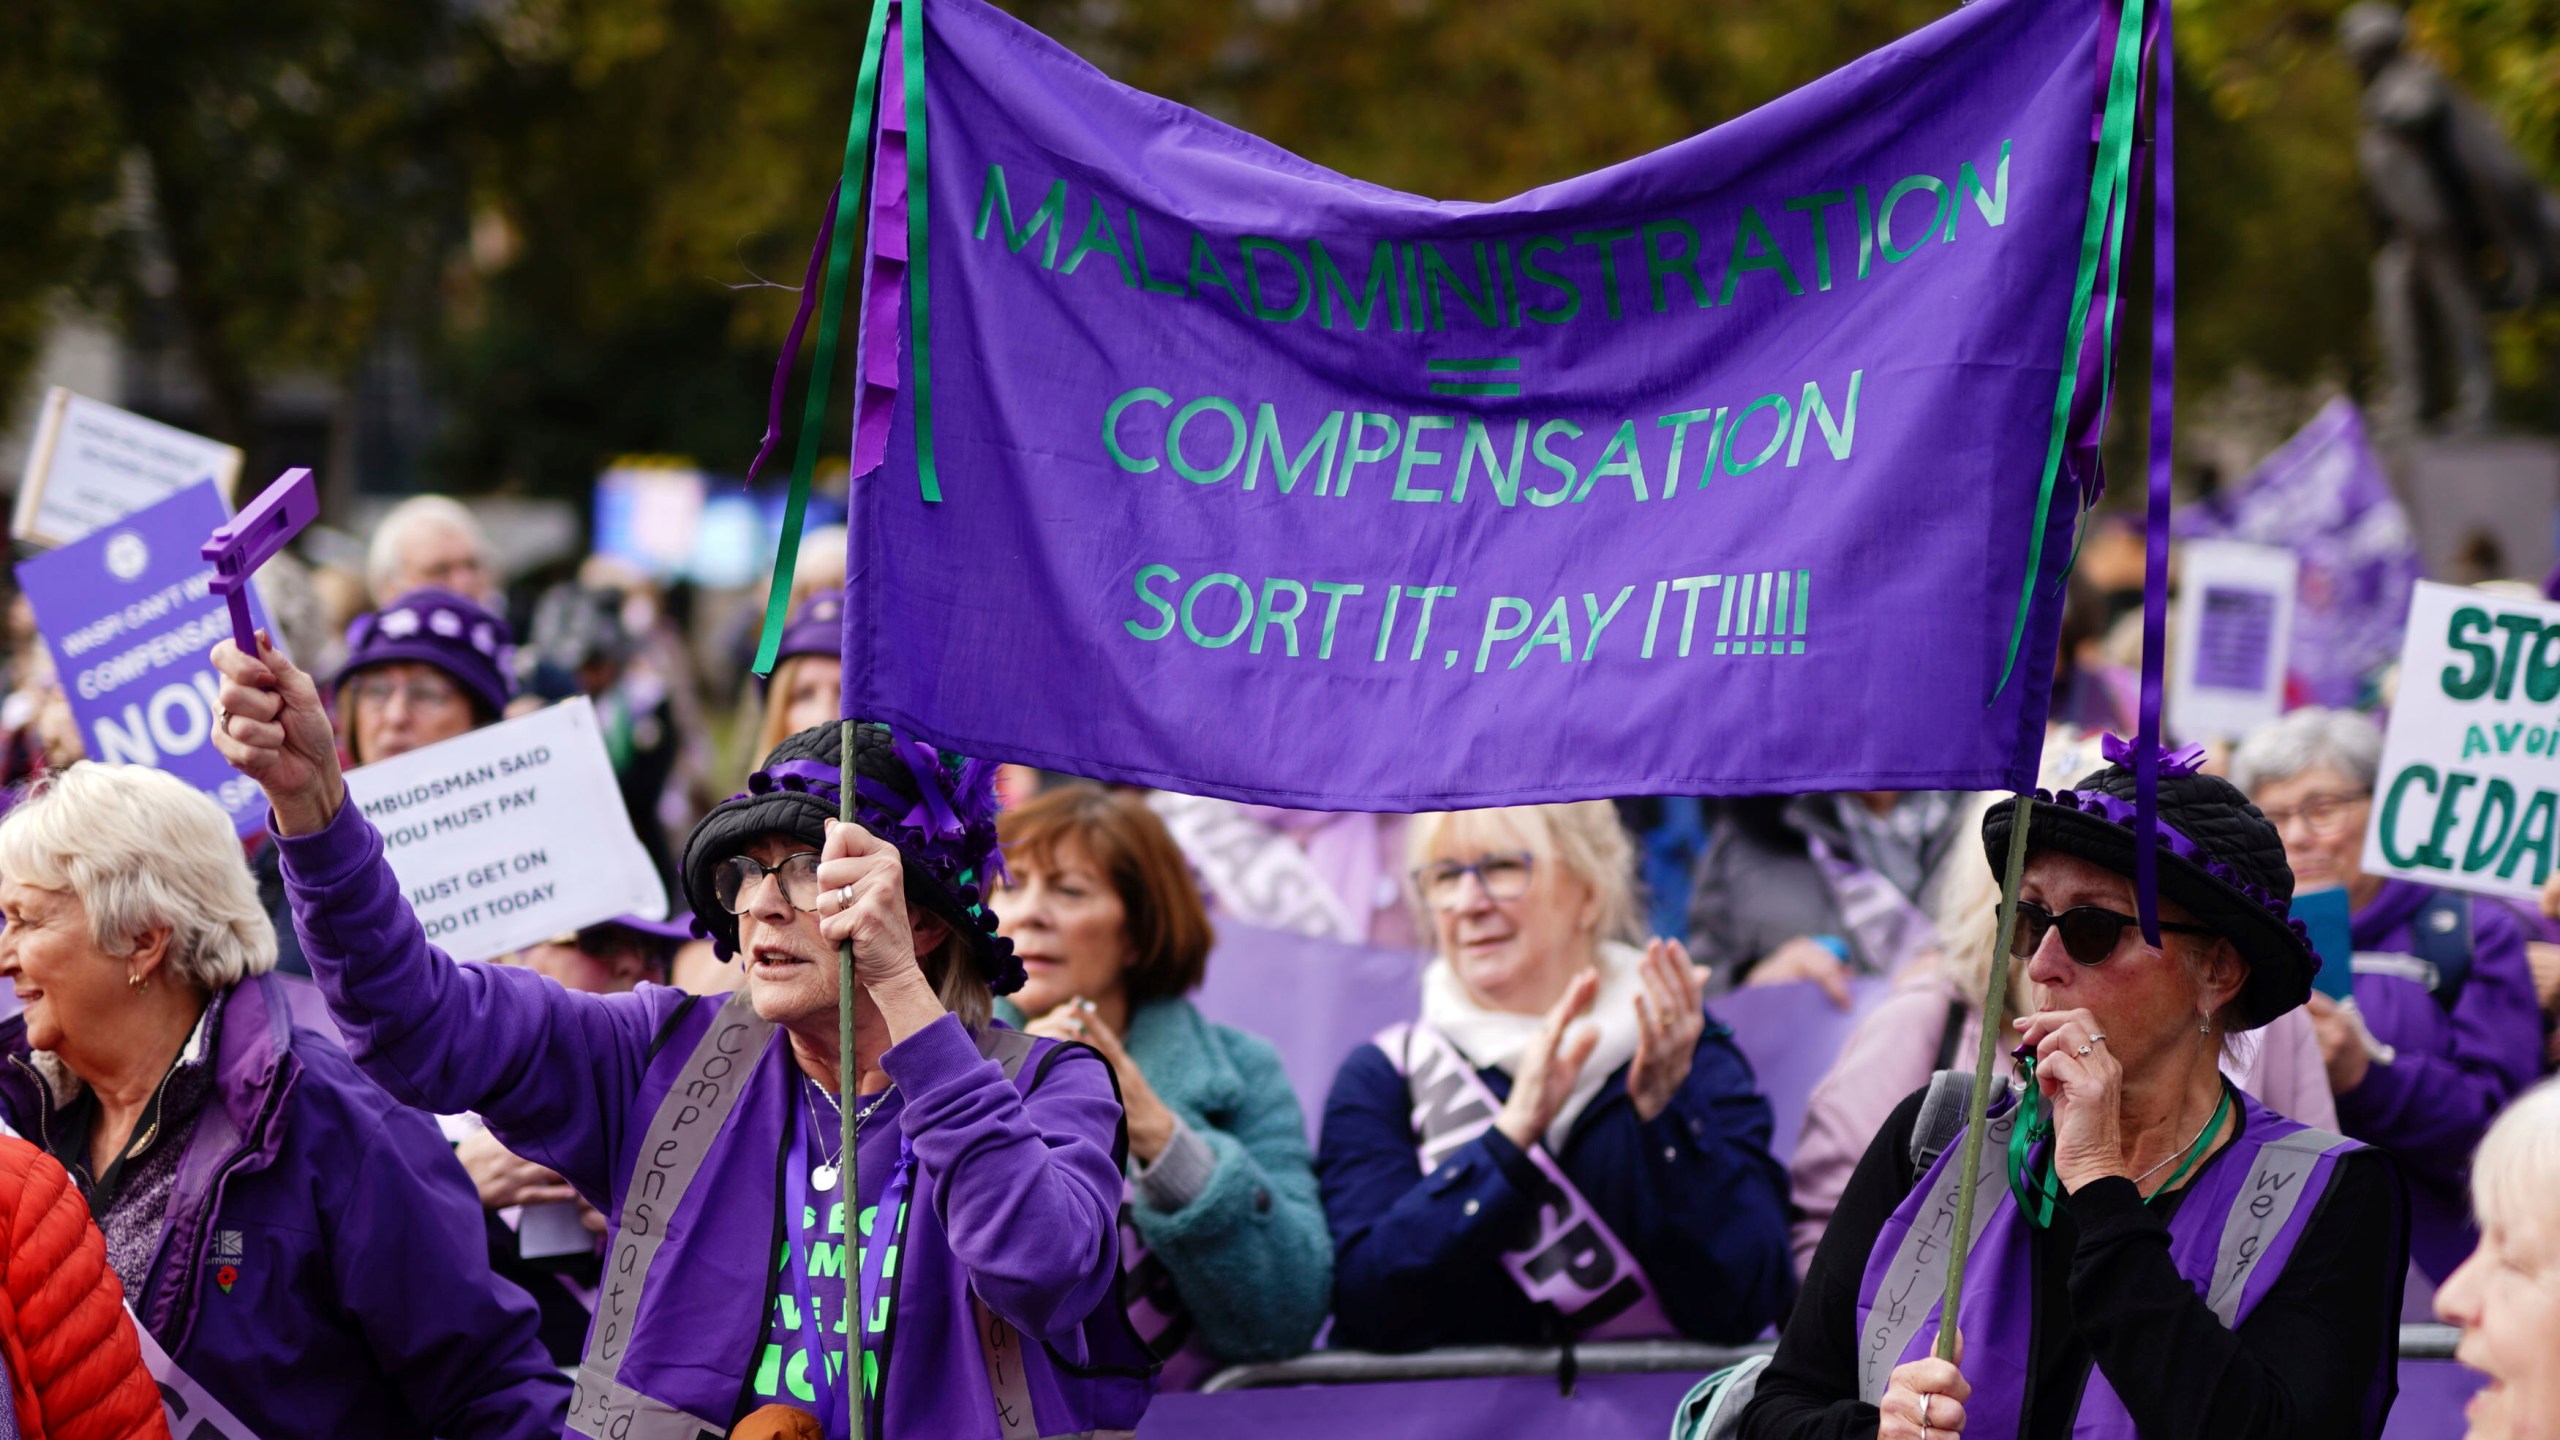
[2347,880,2546,1280]
[277,799,1151,1437]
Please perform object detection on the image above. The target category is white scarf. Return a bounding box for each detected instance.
[1420,940,1647,1154]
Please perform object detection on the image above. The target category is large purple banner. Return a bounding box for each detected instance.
[842,0,2116,807]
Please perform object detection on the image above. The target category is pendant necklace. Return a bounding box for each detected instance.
[805,1078,894,1192]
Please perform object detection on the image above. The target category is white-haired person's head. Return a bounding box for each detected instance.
[367,495,494,607]
[0,764,275,1078]
[1404,801,1642,1015]
[2229,706,2384,898]
[2437,1078,2560,1440]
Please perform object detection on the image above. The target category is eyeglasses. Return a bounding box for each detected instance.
[1414,853,1535,909]
[2006,900,2213,966]
[2256,791,2370,839]
[713,852,823,915]
[350,674,465,713]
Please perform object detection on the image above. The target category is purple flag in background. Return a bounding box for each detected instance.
[2177,398,2420,710]
[840,0,2122,808]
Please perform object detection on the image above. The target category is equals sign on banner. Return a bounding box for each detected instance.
[1426,358,1522,398]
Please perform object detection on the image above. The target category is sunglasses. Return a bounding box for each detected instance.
[713,852,823,915]
[2006,900,2212,966]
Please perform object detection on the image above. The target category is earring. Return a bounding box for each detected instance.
[127,972,147,993]
[2198,1019,2211,1035]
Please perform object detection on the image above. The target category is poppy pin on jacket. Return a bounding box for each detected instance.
[215,1264,238,1293]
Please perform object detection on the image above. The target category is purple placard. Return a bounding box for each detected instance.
[16,481,274,835]
[2193,585,2277,691]
[836,0,2107,808]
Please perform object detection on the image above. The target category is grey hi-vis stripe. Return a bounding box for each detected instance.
[568,988,774,1440]
[2203,1127,2355,1327]
[1859,1104,2014,1404]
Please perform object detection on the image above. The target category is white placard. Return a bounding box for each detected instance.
[2168,539,2299,743]
[12,388,243,547]
[342,697,668,960]
[2362,580,2560,903]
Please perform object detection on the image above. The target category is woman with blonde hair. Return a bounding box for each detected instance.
[0,763,565,1439]
[1318,801,1793,1349]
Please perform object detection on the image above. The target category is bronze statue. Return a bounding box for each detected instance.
[2340,3,2560,433]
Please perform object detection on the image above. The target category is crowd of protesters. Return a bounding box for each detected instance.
[0,492,2548,1440]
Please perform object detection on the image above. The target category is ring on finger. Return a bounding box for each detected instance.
[1922,1393,1933,1429]
[833,885,857,910]
[2077,1043,2093,1057]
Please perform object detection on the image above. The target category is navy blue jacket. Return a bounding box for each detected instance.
[1317,1012,1795,1350]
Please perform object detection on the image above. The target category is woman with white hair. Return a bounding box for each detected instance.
[2436,1077,2560,1440]
[2233,706,2546,1283]
[368,493,496,606]
[1317,801,1793,1349]
[0,763,567,1439]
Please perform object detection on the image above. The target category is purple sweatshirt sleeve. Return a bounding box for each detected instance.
[2341,899,2546,1176]
[275,799,670,1204]
[884,1017,1126,1345]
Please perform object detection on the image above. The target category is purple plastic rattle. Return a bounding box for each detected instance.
[201,468,317,654]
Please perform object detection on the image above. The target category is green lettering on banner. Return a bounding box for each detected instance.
[1312,239,1397,331]
[1336,413,1402,497]
[1527,421,1582,506]
[1581,587,1635,660]
[1253,579,1309,656]
[1512,598,1574,667]
[1169,397,1248,484]
[2463,724,2490,761]
[809,1241,845,1279]
[1724,393,1794,476]
[2503,790,2559,884]
[2414,770,2479,870]
[1949,141,2012,237]
[1520,239,1581,324]
[1657,408,1718,498]
[1061,198,1137,283]
[1476,597,1533,673]
[1242,238,1312,322]
[2464,778,2519,873]
[1188,234,1248,313]
[1126,565,1179,640]
[1572,228,1639,319]
[1103,387,1172,473]
[1393,417,1455,502]
[1421,243,1500,330]
[1129,209,1188,296]
[1246,406,1344,495]
[1717,207,1803,303]
[1181,574,1254,648]
[2530,627,2560,703]
[1453,419,1528,505]
[1572,421,1650,502]
[1309,582,1365,660]
[1879,174,1949,262]
[1643,220,1709,311]
[2442,607,2497,699]
[973,164,1069,267]
[1790,371,1863,466]
[2378,764,2438,870]
[1783,191,1849,292]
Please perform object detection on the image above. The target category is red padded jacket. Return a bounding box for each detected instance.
[0,1135,168,1440]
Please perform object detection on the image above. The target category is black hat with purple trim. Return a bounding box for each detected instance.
[1980,736,2319,1030]
[675,720,1020,993]
[337,587,516,721]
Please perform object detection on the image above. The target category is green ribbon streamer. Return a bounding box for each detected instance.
[1991,0,2149,698]
[903,0,941,502]
[751,0,897,678]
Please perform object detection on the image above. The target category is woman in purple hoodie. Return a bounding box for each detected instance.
[210,635,1151,1440]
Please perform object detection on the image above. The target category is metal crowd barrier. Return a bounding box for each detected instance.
[1200,1325,2464,1392]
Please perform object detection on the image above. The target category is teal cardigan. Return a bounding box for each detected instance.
[995,994,1331,1364]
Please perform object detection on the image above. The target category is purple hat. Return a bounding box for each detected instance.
[757,594,843,692]
[338,587,516,720]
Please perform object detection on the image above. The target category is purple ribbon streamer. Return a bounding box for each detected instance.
[892,737,965,842]
[2133,9,2175,944]
[742,182,842,489]
[2101,732,2203,778]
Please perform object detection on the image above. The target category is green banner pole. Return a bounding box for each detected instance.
[1935,789,2034,1362]
[840,718,865,1440]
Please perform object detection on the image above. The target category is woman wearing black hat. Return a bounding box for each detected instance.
[1741,747,2411,1440]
